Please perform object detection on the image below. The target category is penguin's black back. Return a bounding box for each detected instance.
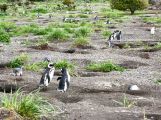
[39,68,51,85]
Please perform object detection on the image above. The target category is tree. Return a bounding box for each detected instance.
[110,0,149,15]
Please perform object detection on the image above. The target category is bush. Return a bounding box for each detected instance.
[86,61,125,72]
[110,0,149,15]
[0,29,10,43]
[8,53,29,68]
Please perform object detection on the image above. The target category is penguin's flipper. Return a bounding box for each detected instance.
[57,77,62,81]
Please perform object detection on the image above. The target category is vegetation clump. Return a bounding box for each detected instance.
[25,61,48,72]
[1,90,55,119]
[0,29,10,43]
[8,53,29,68]
[47,29,69,42]
[0,4,8,12]
[73,37,90,48]
[86,61,125,72]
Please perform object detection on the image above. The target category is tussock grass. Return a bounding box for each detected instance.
[8,53,29,68]
[47,28,69,42]
[72,37,90,48]
[74,27,91,38]
[86,61,125,72]
[25,61,48,72]
[142,17,161,24]
[1,89,56,119]
[102,30,112,37]
[0,29,10,43]
[55,59,76,76]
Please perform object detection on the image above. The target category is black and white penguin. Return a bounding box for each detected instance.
[39,63,55,88]
[116,31,122,40]
[12,66,23,76]
[57,68,70,92]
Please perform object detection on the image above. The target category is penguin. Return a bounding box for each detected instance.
[116,31,122,40]
[13,66,23,76]
[57,68,70,92]
[128,85,140,91]
[44,57,51,62]
[106,19,111,24]
[94,15,99,21]
[150,27,155,35]
[39,63,55,88]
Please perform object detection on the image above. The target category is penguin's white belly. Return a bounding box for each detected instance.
[64,82,67,92]
[49,70,55,81]
[67,71,70,82]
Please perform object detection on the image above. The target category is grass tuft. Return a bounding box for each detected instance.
[8,53,29,68]
[72,37,90,48]
[86,61,125,72]
[1,89,56,119]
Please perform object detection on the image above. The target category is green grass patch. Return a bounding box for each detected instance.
[101,8,125,19]
[0,29,10,43]
[74,27,91,38]
[32,7,48,14]
[47,28,69,42]
[8,53,29,68]
[86,61,125,72]
[142,17,161,24]
[102,30,112,37]
[1,90,56,119]
[25,61,48,72]
[72,37,90,48]
[55,59,76,76]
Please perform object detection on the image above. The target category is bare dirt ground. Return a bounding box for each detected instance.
[1,3,161,120]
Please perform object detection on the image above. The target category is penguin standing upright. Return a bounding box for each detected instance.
[39,63,55,88]
[57,68,70,92]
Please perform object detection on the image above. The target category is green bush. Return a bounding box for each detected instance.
[86,61,125,72]
[0,29,10,43]
[2,90,55,119]
[110,0,149,15]
[8,53,29,68]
